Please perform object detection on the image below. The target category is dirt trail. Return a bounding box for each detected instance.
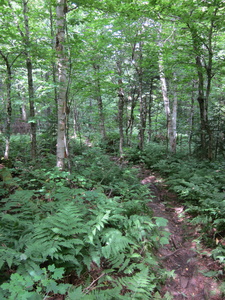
[140,168,224,300]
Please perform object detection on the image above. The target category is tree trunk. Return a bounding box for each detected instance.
[147,78,154,142]
[171,78,178,153]
[158,27,176,154]
[56,0,68,170]
[126,87,138,145]
[49,4,58,106]
[116,61,124,157]
[93,64,106,139]
[188,82,195,156]
[0,52,12,160]
[158,59,175,153]
[137,42,147,151]
[23,0,37,160]
[188,19,215,160]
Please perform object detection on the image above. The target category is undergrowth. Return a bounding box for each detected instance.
[131,143,225,265]
[0,147,171,299]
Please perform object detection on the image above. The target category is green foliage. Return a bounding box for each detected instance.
[9,135,31,163]
[0,148,170,299]
[0,264,71,299]
[99,132,120,153]
[126,142,167,166]
[151,155,225,258]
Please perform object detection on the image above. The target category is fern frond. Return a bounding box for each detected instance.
[117,266,154,299]
[101,228,134,259]
[23,203,88,268]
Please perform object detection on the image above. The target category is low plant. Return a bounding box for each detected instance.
[0,148,171,299]
[150,156,225,255]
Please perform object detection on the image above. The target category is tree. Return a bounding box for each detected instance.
[56,0,68,170]
[0,52,13,160]
[93,63,106,139]
[157,24,177,153]
[22,0,37,160]
[167,0,225,158]
[116,61,125,157]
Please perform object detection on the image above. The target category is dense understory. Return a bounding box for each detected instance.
[0,140,224,299]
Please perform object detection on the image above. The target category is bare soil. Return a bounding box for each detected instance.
[140,167,224,300]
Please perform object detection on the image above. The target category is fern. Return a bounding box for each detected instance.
[101,228,134,259]
[0,151,171,299]
[67,266,156,300]
[117,267,154,299]
[23,203,87,270]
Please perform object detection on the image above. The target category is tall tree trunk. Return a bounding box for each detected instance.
[137,42,147,151]
[188,17,215,160]
[93,64,106,139]
[56,0,68,170]
[126,87,138,145]
[0,52,12,160]
[171,77,178,153]
[188,82,195,156]
[116,61,124,157]
[147,77,154,142]
[23,0,37,160]
[49,4,58,106]
[139,94,147,151]
[158,27,176,154]
[158,58,175,153]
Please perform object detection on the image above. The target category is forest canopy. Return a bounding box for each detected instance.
[0,0,225,165]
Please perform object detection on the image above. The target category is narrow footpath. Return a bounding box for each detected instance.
[140,167,224,300]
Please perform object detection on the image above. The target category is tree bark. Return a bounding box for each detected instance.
[56,0,68,170]
[116,61,124,157]
[22,0,37,160]
[49,4,58,106]
[171,76,178,153]
[147,78,154,142]
[93,64,106,139]
[157,26,176,154]
[0,52,12,160]
[126,87,138,145]
[188,82,195,156]
[188,15,216,159]
[137,42,147,151]
[158,57,175,153]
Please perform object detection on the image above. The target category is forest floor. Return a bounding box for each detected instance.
[139,166,224,300]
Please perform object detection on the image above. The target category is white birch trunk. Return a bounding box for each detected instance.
[172,87,177,153]
[158,26,176,153]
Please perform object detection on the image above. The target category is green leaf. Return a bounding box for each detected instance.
[200,270,218,277]
[159,236,169,245]
[154,217,168,227]
[67,286,84,299]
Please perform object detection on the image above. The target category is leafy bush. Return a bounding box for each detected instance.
[0,264,70,300]
[8,135,31,163]
[126,142,167,166]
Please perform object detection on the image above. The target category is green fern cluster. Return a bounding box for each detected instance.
[152,157,225,253]
[0,149,172,299]
[0,184,169,299]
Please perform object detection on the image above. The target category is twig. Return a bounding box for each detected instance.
[159,248,183,260]
[83,273,106,294]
